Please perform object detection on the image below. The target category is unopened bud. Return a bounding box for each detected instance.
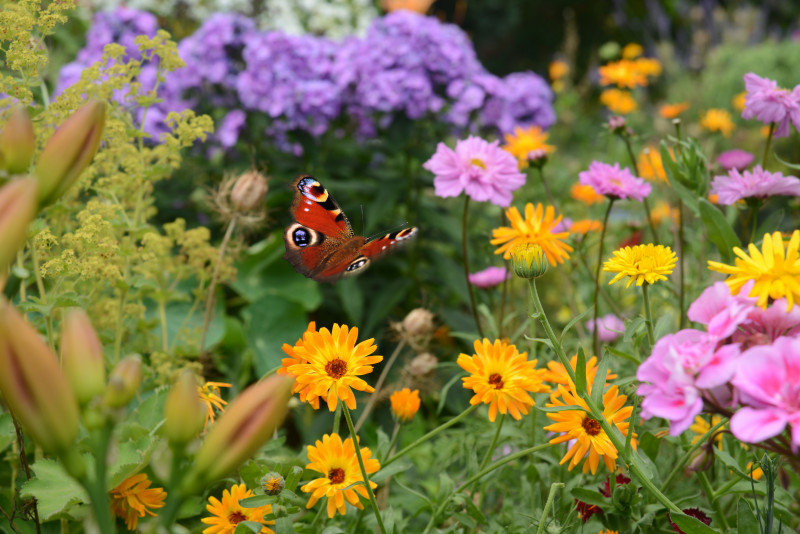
[408,352,438,376]
[402,308,434,337]
[231,170,268,212]
[35,100,106,206]
[688,442,715,473]
[510,243,548,279]
[608,115,626,133]
[60,308,106,405]
[0,107,35,174]
[103,354,142,408]
[527,148,549,169]
[261,472,285,495]
[0,178,38,273]
[164,370,205,446]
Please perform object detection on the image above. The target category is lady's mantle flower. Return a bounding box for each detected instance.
[110,473,166,531]
[423,136,525,207]
[700,109,735,137]
[741,73,800,138]
[202,484,274,534]
[603,244,677,287]
[301,433,379,517]
[468,266,509,288]
[491,203,573,265]
[578,161,651,201]
[710,166,800,205]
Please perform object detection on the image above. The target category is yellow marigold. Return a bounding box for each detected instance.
[598,59,647,88]
[110,473,167,531]
[570,219,603,235]
[700,109,735,137]
[651,201,678,226]
[198,381,231,433]
[390,388,421,422]
[690,415,725,450]
[457,338,549,422]
[280,322,321,409]
[633,57,662,77]
[621,43,643,59]
[202,484,274,534]
[491,203,573,265]
[544,384,636,474]
[732,91,746,113]
[502,126,555,168]
[288,324,382,411]
[301,433,379,518]
[637,147,668,182]
[708,230,800,310]
[600,89,638,115]
[549,59,569,81]
[603,244,677,287]
[570,183,605,205]
[659,101,690,119]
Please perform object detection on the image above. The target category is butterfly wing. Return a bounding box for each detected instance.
[311,227,418,282]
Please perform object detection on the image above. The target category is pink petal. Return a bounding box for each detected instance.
[730,407,788,444]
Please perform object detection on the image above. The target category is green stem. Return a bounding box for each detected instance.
[592,199,615,356]
[536,483,565,534]
[622,136,658,243]
[535,167,557,212]
[200,216,237,357]
[712,477,742,501]
[159,449,185,528]
[660,417,728,492]
[748,200,761,243]
[462,196,484,338]
[355,340,407,432]
[478,414,505,473]
[762,122,776,169]
[342,406,387,534]
[641,282,655,346]
[698,471,730,531]
[678,201,686,329]
[80,424,115,533]
[158,299,169,352]
[332,405,342,435]
[113,286,128,365]
[382,422,401,464]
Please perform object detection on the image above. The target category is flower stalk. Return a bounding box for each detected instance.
[641,282,655,346]
[342,406,387,534]
[592,198,615,355]
[462,196,483,337]
[200,215,237,358]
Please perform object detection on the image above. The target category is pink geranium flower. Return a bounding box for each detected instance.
[586,314,625,342]
[578,161,651,201]
[733,298,800,348]
[468,266,509,288]
[730,336,800,452]
[716,149,754,171]
[423,136,526,207]
[741,73,800,138]
[687,281,754,340]
[709,165,800,205]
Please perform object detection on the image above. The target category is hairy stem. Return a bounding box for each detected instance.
[462,196,484,338]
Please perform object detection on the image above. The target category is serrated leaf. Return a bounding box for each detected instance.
[669,512,720,533]
[20,459,87,520]
[699,199,740,264]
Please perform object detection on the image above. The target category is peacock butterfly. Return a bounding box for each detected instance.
[283,175,418,283]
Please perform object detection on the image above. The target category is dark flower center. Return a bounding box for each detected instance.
[328,468,345,484]
[325,359,347,379]
[582,417,602,436]
[228,511,247,524]
[488,373,504,389]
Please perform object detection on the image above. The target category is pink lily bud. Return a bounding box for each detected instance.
[0,177,38,275]
[60,309,106,405]
[0,107,35,174]
[103,354,142,409]
[0,300,79,453]
[35,101,106,205]
[164,370,205,447]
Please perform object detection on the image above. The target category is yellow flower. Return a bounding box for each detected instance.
[633,57,662,77]
[599,530,620,534]
[540,354,617,395]
[202,484,274,534]
[570,219,603,235]
[732,91,746,113]
[301,433,380,518]
[637,147,668,182]
[491,203,573,265]
[659,101,690,119]
[708,230,800,310]
[598,60,647,88]
[198,381,232,433]
[502,126,555,168]
[280,322,321,409]
[651,201,678,227]
[510,243,548,279]
[700,109,735,137]
[621,43,643,59]
[549,59,569,80]
[604,244,677,287]
[288,324,382,411]
[690,415,725,450]
[746,461,764,481]
[110,473,166,531]
[570,183,605,205]
[544,384,635,474]
[457,338,549,422]
[390,388,421,422]
[600,89,638,114]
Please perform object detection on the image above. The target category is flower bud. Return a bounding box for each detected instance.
[35,101,106,206]
[390,388,421,423]
[0,300,79,453]
[688,442,715,473]
[607,115,626,133]
[402,308,434,337]
[231,170,268,212]
[0,178,38,273]
[103,354,142,408]
[261,472,285,496]
[527,148,549,169]
[408,352,438,376]
[510,243,548,279]
[60,308,106,405]
[0,107,35,174]
[164,370,205,446]
[187,375,293,491]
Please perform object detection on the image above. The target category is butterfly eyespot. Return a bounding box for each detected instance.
[293,227,311,247]
[346,257,369,272]
[285,222,322,250]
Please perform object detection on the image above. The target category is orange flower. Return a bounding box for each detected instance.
[198,381,232,433]
[540,354,617,395]
[651,201,679,226]
[700,109,735,137]
[659,102,689,119]
[637,147,668,182]
[491,203,573,265]
[549,60,569,81]
[202,484,274,534]
[502,126,555,168]
[280,322,321,409]
[110,473,166,531]
[570,183,605,205]
[382,0,434,13]
[621,43,643,59]
[569,219,603,235]
[600,89,638,114]
[390,388,421,422]
[598,60,647,88]
[732,92,746,113]
[632,57,662,77]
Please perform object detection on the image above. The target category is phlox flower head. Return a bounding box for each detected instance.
[741,73,800,138]
[586,314,625,342]
[468,266,509,288]
[423,136,525,207]
[716,149,754,171]
[578,161,651,201]
[710,165,800,205]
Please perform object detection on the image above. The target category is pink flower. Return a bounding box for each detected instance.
[709,165,800,205]
[733,298,800,348]
[578,161,651,201]
[551,217,573,234]
[468,266,509,288]
[716,149,753,171]
[423,136,525,207]
[730,336,800,452]
[687,281,754,340]
[585,314,625,342]
[741,73,800,138]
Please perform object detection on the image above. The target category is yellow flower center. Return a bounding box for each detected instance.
[470,158,486,170]
[488,373,504,389]
[582,416,602,436]
[328,467,345,484]
[228,511,247,524]
[265,478,282,492]
[325,359,347,379]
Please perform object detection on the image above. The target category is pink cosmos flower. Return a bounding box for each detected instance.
[468,266,509,288]
[423,136,526,207]
[687,281,754,340]
[709,165,800,205]
[741,73,800,138]
[716,149,754,171]
[730,336,800,452]
[578,161,651,201]
[586,314,625,342]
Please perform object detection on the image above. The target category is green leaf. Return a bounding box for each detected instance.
[0,412,14,454]
[20,459,87,520]
[336,277,364,326]
[240,495,277,508]
[754,209,784,242]
[243,296,309,376]
[737,499,761,534]
[591,353,611,406]
[669,512,720,533]
[575,347,587,394]
[606,345,639,364]
[536,404,588,413]
[234,521,267,533]
[571,488,606,507]
[699,199,740,264]
[560,307,592,344]
[373,461,411,483]
[715,449,750,479]
[284,465,304,492]
[274,516,294,534]
[773,149,800,171]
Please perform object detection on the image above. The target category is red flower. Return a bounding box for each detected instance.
[599,473,632,497]
[668,508,711,533]
[575,499,601,522]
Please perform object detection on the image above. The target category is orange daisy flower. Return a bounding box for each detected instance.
[600,89,638,115]
[280,322,321,409]
[502,126,556,168]
[569,219,603,235]
[491,203,573,265]
[202,484,274,534]
[570,183,605,205]
[198,381,232,433]
[390,388,421,422]
[637,147,668,182]
[539,354,617,395]
[110,473,166,531]
[598,60,647,88]
[659,102,689,119]
[700,109,735,137]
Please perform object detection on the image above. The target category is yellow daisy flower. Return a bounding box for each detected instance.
[502,126,556,168]
[279,322,321,409]
[491,203,573,265]
[598,59,647,88]
[603,244,677,287]
[288,324,382,411]
[110,473,166,531]
[659,101,689,119]
[539,354,617,395]
[198,381,232,433]
[708,230,800,310]
[390,388,421,422]
[544,384,636,474]
[202,484,274,534]
[690,415,725,450]
[457,338,549,422]
[600,89,638,115]
[570,183,606,205]
[700,109,735,137]
[632,57,662,77]
[301,433,380,518]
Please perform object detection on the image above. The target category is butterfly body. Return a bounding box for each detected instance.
[284,175,417,283]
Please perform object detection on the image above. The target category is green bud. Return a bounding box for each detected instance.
[0,107,35,175]
[510,243,549,279]
[261,472,285,496]
[103,354,142,408]
[60,308,106,405]
[164,369,205,447]
[0,178,38,273]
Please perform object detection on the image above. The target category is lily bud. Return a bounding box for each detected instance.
[103,354,142,408]
[231,170,268,212]
[0,108,35,174]
[187,375,293,490]
[60,309,106,405]
[0,300,79,453]
[35,101,106,206]
[164,370,205,447]
[0,178,38,273]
